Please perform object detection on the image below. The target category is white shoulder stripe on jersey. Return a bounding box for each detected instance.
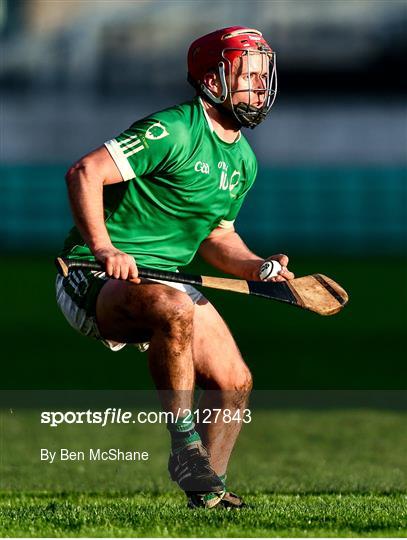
[125,144,144,157]
[118,133,141,147]
[104,139,136,181]
[218,219,235,229]
[121,138,142,151]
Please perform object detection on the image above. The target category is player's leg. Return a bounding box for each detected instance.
[96,279,224,495]
[96,278,196,412]
[192,298,253,477]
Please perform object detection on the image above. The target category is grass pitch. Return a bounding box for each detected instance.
[1,409,406,537]
[1,492,406,537]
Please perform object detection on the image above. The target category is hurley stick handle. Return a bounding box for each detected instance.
[55,257,202,287]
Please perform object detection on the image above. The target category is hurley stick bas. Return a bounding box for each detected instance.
[55,257,348,316]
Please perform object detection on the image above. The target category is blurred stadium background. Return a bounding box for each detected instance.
[0,0,406,391]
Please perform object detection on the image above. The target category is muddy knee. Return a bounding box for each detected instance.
[150,289,194,344]
[208,367,253,407]
[218,373,252,410]
[229,368,253,405]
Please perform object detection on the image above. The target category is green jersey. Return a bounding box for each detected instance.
[62,97,258,270]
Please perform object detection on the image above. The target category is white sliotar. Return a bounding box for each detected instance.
[259,260,282,280]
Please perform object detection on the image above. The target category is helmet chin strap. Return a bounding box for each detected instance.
[233,101,269,129]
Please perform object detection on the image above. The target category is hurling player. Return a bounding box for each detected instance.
[56,26,294,508]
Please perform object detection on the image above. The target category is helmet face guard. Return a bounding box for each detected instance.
[225,48,277,128]
[188,27,277,129]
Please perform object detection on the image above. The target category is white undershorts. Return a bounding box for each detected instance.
[56,273,204,352]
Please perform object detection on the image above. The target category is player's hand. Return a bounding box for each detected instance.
[93,246,140,282]
[262,253,295,282]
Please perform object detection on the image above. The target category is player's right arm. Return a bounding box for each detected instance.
[65,146,140,281]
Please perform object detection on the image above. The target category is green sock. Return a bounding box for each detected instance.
[167,411,201,453]
[219,473,227,489]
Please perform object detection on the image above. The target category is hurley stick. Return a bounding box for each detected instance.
[55,257,348,316]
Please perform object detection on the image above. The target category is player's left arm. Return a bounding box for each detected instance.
[198,226,294,282]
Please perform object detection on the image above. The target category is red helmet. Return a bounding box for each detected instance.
[187,26,277,128]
